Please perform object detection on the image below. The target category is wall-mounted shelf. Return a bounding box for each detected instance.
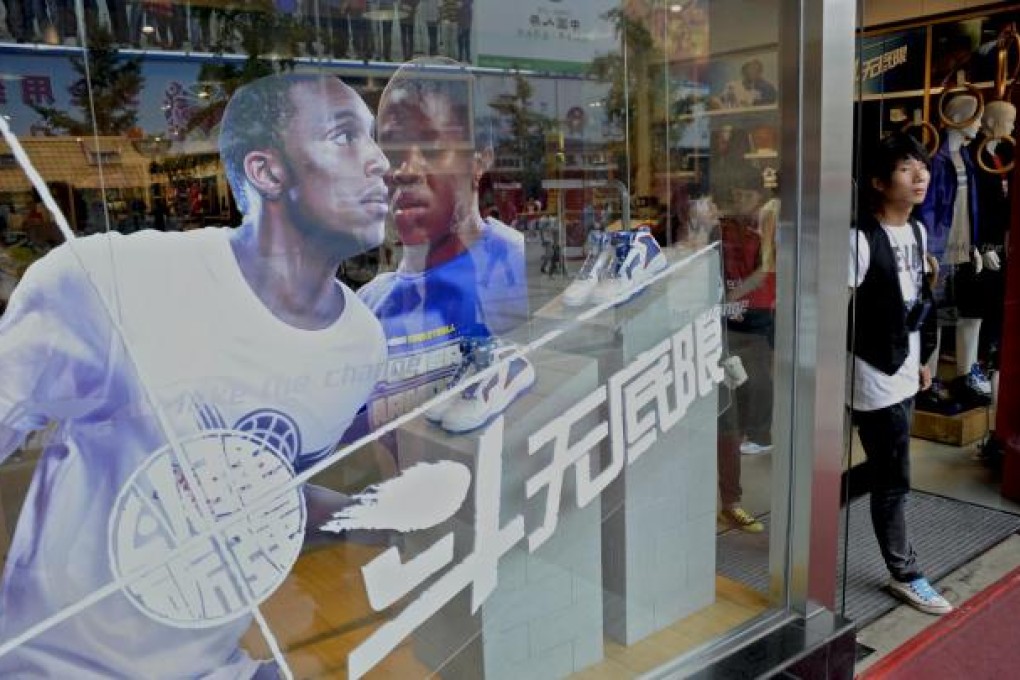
[670,104,779,125]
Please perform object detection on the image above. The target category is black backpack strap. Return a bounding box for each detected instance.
[911,218,939,364]
[910,218,933,291]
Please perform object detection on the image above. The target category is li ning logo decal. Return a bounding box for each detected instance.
[108,430,305,628]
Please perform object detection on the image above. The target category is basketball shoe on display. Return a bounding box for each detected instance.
[563,231,614,307]
[425,336,486,423]
[592,228,669,305]
[440,340,536,434]
[964,363,992,396]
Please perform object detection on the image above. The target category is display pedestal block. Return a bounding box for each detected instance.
[912,407,990,446]
[540,245,721,646]
[395,349,604,679]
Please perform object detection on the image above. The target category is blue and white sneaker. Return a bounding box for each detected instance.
[591,228,668,305]
[965,363,992,397]
[425,337,486,423]
[563,231,614,307]
[887,577,954,615]
[440,341,536,434]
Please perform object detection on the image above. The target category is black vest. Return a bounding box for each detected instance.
[848,215,936,376]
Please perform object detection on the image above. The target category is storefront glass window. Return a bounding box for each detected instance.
[0,1,811,677]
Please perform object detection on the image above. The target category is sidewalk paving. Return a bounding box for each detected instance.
[855,533,1020,675]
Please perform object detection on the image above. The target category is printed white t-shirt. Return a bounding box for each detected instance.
[847,222,928,411]
[0,228,386,677]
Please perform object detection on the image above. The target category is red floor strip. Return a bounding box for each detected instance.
[859,565,1020,679]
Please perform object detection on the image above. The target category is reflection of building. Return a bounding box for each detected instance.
[0,136,154,232]
[488,127,618,253]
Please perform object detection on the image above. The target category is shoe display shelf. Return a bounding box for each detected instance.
[911,407,991,447]
[538,243,722,646]
[394,348,605,680]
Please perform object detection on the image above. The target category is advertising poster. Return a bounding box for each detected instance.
[706,49,778,109]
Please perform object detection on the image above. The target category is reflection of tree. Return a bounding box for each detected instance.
[32,23,143,136]
[589,9,653,127]
[149,153,222,183]
[488,74,553,201]
[183,5,303,136]
[589,8,662,196]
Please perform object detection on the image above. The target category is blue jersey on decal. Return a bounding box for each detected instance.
[358,218,527,427]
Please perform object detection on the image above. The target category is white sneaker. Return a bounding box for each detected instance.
[440,344,536,434]
[887,577,954,616]
[563,231,613,307]
[740,441,774,456]
[424,338,484,423]
[591,228,668,305]
[965,363,992,396]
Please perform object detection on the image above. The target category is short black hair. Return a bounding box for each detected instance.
[219,73,338,215]
[859,131,931,211]
[379,57,480,147]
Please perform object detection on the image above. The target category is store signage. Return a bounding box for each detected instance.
[859,45,908,82]
[857,28,927,96]
[475,0,618,74]
[334,305,725,679]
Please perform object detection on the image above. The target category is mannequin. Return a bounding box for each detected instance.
[973,99,1016,406]
[919,94,992,404]
[974,99,1015,258]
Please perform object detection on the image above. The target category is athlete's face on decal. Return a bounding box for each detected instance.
[278,79,390,249]
[377,87,475,247]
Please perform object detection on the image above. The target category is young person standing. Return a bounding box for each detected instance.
[848,132,951,615]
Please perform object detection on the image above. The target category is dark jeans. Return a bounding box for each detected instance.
[726,310,774,444]
[10,0,48,40]
[340,15,372,60]
[457,26,469,61]
[400,18,413,57]
[852,397,923,583]
[427,21,437,54]
[718,313,774,506]
[717,430,742,508]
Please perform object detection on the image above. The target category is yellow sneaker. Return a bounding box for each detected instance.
[720,507,764,533]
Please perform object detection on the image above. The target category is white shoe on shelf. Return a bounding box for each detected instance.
[424,337,484,423]
[563,231,613,307]
[440,343,536,434]
[591,228,668,306]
